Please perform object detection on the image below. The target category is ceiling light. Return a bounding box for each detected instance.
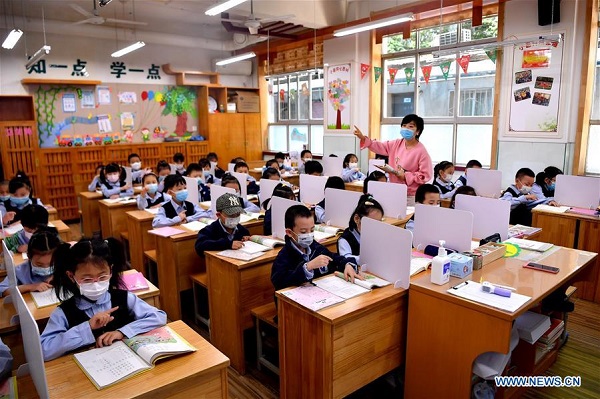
[333,13,413,37]
[2,29,23,49]
[205,0,248,17]
[25,45,51,70]
[99,0,114,7]
[216,51,256,66]
[111,41,145,57]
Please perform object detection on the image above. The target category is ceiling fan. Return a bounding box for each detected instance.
[219,0,294,35]
[70,0,148,26]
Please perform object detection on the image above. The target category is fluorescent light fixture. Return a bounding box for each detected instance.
[2,29,23,49]
[25,45,51,69]
[216,51,256,66]
[431,34,563,57]
[205,0,248,16]
[333,13,413,37]
[111,41,145,58]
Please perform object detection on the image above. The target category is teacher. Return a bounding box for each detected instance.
[354,114,433,205]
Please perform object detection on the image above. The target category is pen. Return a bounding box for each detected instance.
[452,281,468,290]
[491,283,517,292]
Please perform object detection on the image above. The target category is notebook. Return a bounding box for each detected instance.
[148,227,185,237]
[248,235,285,248]
[180,221,209,232]
[504,237,553,252]
[533,204,570,214]
[313,275,371,299]
[121,272,149,292]
[514,311,551,344]
[279,284,344,312]
[333,271,391,290]
[217,249,264,262]
[30,289,72,308]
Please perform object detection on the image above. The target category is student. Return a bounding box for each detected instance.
[0,172,44,225]
[500,168,555,226]
[0,227,60,297]
[299,150,313,174]
[128,153,152,185]
[315,176,345,224]
[152,174,210,228]
[194,193,250,256]
[99,163,132,199]
[173,152,185,174]
[3,204,49,254]
[186,162,211,202]
[450,185,477,209]
[156,160,171,193]
[198,159,215,200]
[207,152,225,179]
[136,173,168,210]
[405,183,441,232]
[304,160,323,176]
[341,153,366,183]
[432,161,457,199]
[337,195,384,265]
[455,159,482,188]
[234,161,260,195]
[40,238,167,361]
[271,205,361,291]
[262,167,282,181]
[363,171,387,195]
[262,184,296,236]
[265,159,279,171]
[87,165,103,192]
[221,174,260,213]
[534,166,563,198]
[0,180,9,206]
[0,338,12,381]
[275,152,292,172]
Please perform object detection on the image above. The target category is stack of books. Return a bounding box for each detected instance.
[535,318,565,364]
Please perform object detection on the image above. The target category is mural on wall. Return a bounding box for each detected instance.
[326,64,352,131]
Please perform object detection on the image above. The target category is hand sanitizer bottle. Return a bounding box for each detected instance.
[431,240,451,285]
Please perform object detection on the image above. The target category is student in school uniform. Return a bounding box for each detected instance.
[136,173,168,210]
[3,204,49,254]
[432,161,458,199]
[405,183,441,232]
[304,160,323,176]
[0,338,12,381]
[262,184,297,236]
[271,205,362,291]
[156,160,171,193]
[207,152,226,179]
[197,159,215,200]
[0,227,60,297]
[87,165,104,192]
[298,150,313,174]
[173,152,186,175]
[0,180,9,206]
[341,153,367,182]
[194,193,250,256]
[315,176,345,224]
[185,162,208,200]
[262,167,282,181]
[363,171,387,195]
[533,166,563,198]
[454,159,482,188]
[337,195,384,265]
[128,153,152,185]
[450,185,477,209]
[275,152,293,172]
[40,238,166,361]
[0,172,44,226]
[234,161,260,195]
[99,163,133,199]
[221,174,260,213]
[152,174,210,228]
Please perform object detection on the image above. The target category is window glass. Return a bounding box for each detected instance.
[418,55,456,117]
[458,52,495,117]
[383,31,417,53]
[310,125,324,155]
[298,73,310,120]
[268,125,287,152]
[418,124,453,164]
[585,125,600,174]
[456,124,493,167]
[383,57,416,118]
[278,76,289,121]
[289,125,309,153]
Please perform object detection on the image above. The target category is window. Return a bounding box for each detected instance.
[381,16,498,167]
[267,69,324,154]
[585,28,600,175]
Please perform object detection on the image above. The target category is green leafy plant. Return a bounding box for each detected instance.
[161,86,197,136]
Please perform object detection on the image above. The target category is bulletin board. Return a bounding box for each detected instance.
[508,35,564,134]
[30,83,199,148]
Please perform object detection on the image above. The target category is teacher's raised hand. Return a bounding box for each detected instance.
[353,125,366,142]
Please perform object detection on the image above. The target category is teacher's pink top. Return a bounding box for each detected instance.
[361,137,433,196]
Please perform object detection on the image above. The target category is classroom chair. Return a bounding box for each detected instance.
[190,273,210,331]
[251,302,279,375]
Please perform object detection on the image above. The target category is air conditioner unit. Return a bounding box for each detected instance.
[213,60,253,76]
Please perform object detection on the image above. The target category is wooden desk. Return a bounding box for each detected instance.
[46,205,58,221]
[126,210,156,272]
[50,220,72,242]
[344,181,364,193]
[18,320,230,399]
[250,169,299,187]
[277,284,407,399]
[404,247,597,399]
[532,208,600,302]
[79,191,102,238]
[98,200,138,240]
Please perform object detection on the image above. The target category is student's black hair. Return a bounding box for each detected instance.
[434,161,454,179]
[261,183,295,210]
[401,114,425,139]
[328,154,338,157]
[262,167,281,180]
[0,180,8,186]
[265,159,279,169]
[163,174,186,191]
[343,153,358,168]
[415,183,439,204]
[375,153,389,163]
[348,195,384,230]
[450,185,477,209]
[230,157,245,164]
[20,204,49,229]
[94,164,104,175]
[275,152,286,160]
[173,152,185,163]
[142,172,158,186]
[185,163,203,175]
[535,166,563,186]
[300,150,312,158]
[9,171,32,195]
[465,159,482,169]
[284,204,312,229]
[99,163,125,185]
[234,161,249,172]
[198,158,210,169]
[325,176,345,191]
[156,160,170,173]
[221,174,242,190]
[304,160,323,175]
[515,168,535,180]
[363,171,386,194]
[26,225,60,260]
[207,152,218,161]
[52,238,127,301]
[128,153,140,163]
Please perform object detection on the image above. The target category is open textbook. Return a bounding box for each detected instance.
[30,289,72,308]
[279,284,344,312]
[248,235,285,248]
[313,224,343,241]
[73,326,196,390]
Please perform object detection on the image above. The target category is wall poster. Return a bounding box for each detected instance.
[325,63,352,131]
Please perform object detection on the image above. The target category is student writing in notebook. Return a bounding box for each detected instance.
[262,184,297,236]
[315,176,345,224]
[500,168,557,226]
[40,238,166,361]
[271,205,362,291]
[136,173,168,210]
[100,163,133,199]
[405,184,441,232]
[194,193,250,256]
[0,227,60,297]
[3,204,49,254]
[337,195,384,265]
[152,175,210,228]
[533,166,563,198]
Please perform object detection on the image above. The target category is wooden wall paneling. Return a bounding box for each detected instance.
[72,147,106,194]
[243,114,263,160]
[575,219,600,302]
[40,149,78,220]
[161,143,186,162]
[186,142,210,164]
[104,145,133,166]
[208,114,246,167]
[132,144,161,170]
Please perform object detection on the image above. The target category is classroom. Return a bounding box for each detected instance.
[0,0,598,398]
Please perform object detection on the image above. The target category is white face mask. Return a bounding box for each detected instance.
[444,173,453,182]
[303,158,312,163]
[224,216,240,229]
[131,162,142,171]
[78,280,110,301]
[295,232,314,248]
[519,185,532,194]
[349,162,358,169]
[210,161,218,168]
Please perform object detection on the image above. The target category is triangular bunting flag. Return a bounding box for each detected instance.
[421,65,432,84]
[457,55,470,74]
[388,68,398,85]
[404,67,414,85]
[360,63,371,80]
[440,61,451,80]
[485,50,497,64]
[374,67,382,83]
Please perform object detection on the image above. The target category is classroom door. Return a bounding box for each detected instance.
[208,113,246,167]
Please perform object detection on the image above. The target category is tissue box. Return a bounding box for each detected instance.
[449,253,473,278]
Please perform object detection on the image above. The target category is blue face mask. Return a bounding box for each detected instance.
[547,182,556,191]
[203,170,211,177]
[0,195,9,201]
[146,183,158,195]
[175,190,188,202]
[158,175,166,182]
[10,196,30,206]
[400,128,415,140]
[31,264,54,277]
